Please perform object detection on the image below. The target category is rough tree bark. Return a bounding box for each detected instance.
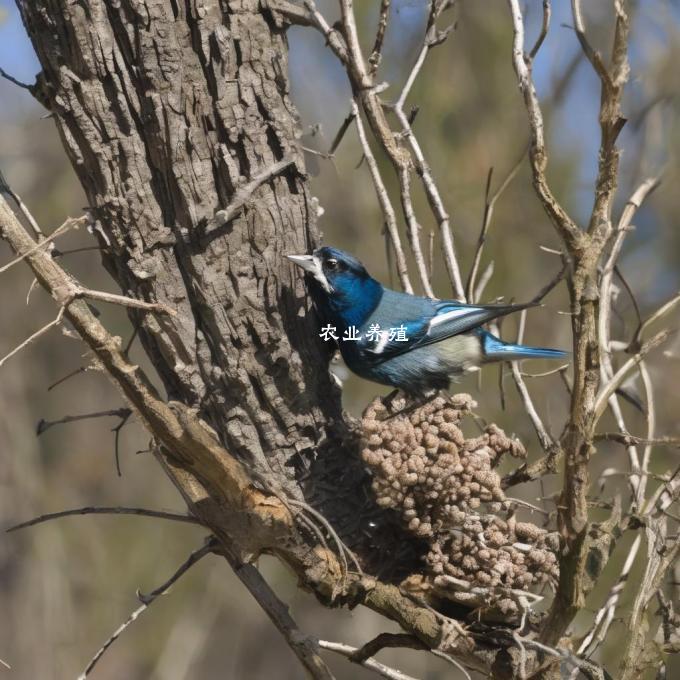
[18,0,342,490]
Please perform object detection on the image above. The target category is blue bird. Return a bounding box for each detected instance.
[287,247,567,394]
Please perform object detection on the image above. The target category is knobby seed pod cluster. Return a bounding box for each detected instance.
[361,395,559,608]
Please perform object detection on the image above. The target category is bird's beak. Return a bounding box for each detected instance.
[286,254,317,273]
[286,253,332,293]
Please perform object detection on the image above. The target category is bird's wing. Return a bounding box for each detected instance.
[359,298,537,361]
[426,300,537,342]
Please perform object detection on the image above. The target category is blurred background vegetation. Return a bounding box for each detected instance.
[0,1,678,677]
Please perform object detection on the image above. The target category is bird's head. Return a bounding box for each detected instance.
[286,246,369,293]
[286,246,382,325]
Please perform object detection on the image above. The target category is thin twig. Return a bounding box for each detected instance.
[350,632,426,663]
[36,407,132,436]
[368,0,391,77]
[637,360,656,505]
[529,1,551,60]
[505,0,582,251]
[0,216,86,275]
[78,538,216,679]
[7,506,201,533]
[634,291,680,347]
[575,534,641,664]
[0,307,64,368]
[474,261,495,303]
[352,101,413,293]
[76,286,176,316]
[520,363,570,378]
[47,365,88,391]
[219,544,335,679]
[394,101,466,299]
[53,245,103,257]
[594,433,680,449]
[328,111,356,156]
[594,330,672,421]
[570,0,611,85]
[597,179,658,502]
[510,309,557,453]
[466,149,525,302]
[112,409,132,476]
[211,156,295,230]
[0,170,48,242]
[0,66,32,91]
[318,639,419,680]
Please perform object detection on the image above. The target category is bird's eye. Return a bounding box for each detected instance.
[326,258,338,270]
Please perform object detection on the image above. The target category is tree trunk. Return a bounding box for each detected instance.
[17,0,345,490]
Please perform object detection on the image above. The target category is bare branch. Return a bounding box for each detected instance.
[352,101,413,293]
[570,0,610,84]
[0,306,64,369]
[7,506,201,533]
[211,156,295,231]
[75,286,177,316]
[510,309,558,453]
[637,360,656,505]
[0,169,49,242]
[0,216,86,275]
[391,7,466,300]
[112,408,132,476]
[47,365,89,391]
[78,538,216,679]
[318,639,419,680]
[267,0,316,27]
[219,545,335,680]
[528,1,551,60]
[467,150,525,302]
[350,632,426,663]
[474,260,495,303]
[368,0,391,77]
[575,534,641,661]
[505,0,582,252]
[634,290,680,347]
[308,0,465,299]
[0,66,32,91]
[594,433,680,449]
[303,1,349,65]
[396,161,435,297]
[329,110,356,156]
[36,407,132,436]
[594,330,672,422]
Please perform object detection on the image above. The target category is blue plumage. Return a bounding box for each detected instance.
[288,247,567,394]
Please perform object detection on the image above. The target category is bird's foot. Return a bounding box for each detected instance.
[380,388,438,421]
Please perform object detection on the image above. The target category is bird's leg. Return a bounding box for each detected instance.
[382,388,403,412]
[378,388,412,421]
[382,389,437,421]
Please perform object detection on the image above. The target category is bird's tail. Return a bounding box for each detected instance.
[479,330,568,362]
